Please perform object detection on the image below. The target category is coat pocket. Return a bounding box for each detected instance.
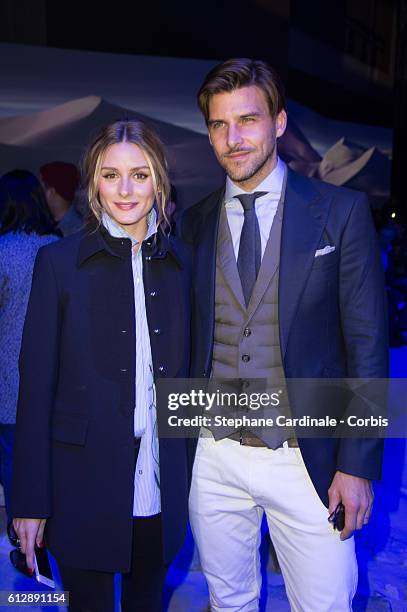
[51,412,89,446]
[311,250,338,270]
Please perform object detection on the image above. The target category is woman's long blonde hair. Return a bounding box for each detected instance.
[81,119,171,230]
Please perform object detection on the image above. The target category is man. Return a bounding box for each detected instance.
[179,59,388,611]
[40,161,83,235]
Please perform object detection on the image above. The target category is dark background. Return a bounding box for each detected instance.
[1,0,406,220]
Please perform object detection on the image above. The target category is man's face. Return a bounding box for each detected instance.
[207,85,287,191]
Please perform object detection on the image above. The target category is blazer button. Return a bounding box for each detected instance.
[158,365,165,372]
[154,328,161,335]
[243,327,251,337]
[242,355,250,363]
[120,368,128,372]
[121,330,127,334]
[150,291,158,297]
[145,256,152,261]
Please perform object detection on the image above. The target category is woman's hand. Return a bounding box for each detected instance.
[13,518,47,573]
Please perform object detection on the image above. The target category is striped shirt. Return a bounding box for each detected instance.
[102,211,161,517]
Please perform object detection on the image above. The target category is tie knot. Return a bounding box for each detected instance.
[235,191,267,211]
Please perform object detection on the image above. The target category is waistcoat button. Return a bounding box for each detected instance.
[243,327,251,337]
[242,355,250,363]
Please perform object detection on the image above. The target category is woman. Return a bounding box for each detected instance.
[11,121,191,611]
[0,170,58,552]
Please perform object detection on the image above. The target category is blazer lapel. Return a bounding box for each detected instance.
[194,188,224,374]
[279,170,332,358]
[217,204,246,310]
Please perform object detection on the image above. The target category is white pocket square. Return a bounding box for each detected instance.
[315,245,336,258]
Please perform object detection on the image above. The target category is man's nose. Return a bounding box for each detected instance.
[227,124,243,149]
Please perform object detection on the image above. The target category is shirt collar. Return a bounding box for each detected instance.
[101,208,157,246]
[225,157,286,203]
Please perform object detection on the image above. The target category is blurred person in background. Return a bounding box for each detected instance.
[0,170,59,570]
[40,161,83,236]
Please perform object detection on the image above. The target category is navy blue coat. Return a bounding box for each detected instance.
[11,225,192,572]
[179,169,389,507]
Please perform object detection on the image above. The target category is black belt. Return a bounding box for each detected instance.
[228,431,298,448]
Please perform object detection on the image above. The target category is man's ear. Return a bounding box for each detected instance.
[275,110,287,139]
[46,186,56,198]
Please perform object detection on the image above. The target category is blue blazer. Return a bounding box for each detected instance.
[179,169,388,506]
[11,225,192,572]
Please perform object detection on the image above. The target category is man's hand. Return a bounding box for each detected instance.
[13,518,47,573]
[328,471,373,541]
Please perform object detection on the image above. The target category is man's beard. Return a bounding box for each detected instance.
[220,141,276,184]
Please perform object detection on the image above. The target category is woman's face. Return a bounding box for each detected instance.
[98,141,155,240]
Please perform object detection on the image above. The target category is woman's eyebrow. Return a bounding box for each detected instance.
[101,165,150,171]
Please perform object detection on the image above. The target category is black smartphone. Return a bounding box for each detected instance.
[34,546,55,588]
[328,502,345,531]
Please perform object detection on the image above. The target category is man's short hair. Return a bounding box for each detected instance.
[197,58,286,125]
[40,161,79,202]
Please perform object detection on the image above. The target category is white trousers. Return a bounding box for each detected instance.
[189,436,358,612]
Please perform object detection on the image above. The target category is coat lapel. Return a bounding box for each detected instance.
[279,170,332,358]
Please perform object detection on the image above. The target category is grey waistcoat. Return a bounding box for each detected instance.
[210,175,290,447]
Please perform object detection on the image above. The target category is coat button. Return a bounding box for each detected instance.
[150,291,158,297]
[153,328,161,335]
[158,365,165,372]
[121,330,127,334]
[120,368,128,372]
[242,355,250,363]
[243,327,251,337]
[145,256,151,261]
